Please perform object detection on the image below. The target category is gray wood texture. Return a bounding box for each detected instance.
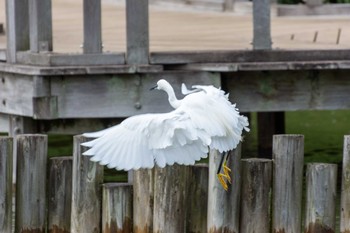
[207,145,241,233]
[272,134,304,233]
[252,0,271,50]
[187,164,208,233]
[153,165,190,232]
[5,0,29,63]
[83,0,102,53]
[15,134,48,233]
[225,70,350,112]
[28,0,52,52]
[47,157,73,233]
[0,137,13,233]
[133,169,154,233]
[0,113,8,132]
[304,163,337,233]
[71,135,104,233]
[102,183,133,233]
[240,158,272,233]
[0,49,6,62]
[126,0,149,64]
[341,135,350,233]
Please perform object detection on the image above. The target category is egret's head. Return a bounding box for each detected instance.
[150,79,170,91]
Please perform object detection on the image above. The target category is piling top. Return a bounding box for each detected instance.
[102,183,132,188]
[241,158,272,163]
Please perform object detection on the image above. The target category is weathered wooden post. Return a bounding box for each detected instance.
[83,0,102,53]
[207,145,241,233]
[0,137,13,233]
[126,0,149,64]
[28,0,53,52]
[240,158,272,233]
[187,164,209,233]
[341,135,350,233]
[15,134,48,233]
[47,157,73,233]
[304,163,337,233]
[71,135,104,233]
[5,0,29,62]
[252,0,272,50]
[133,169,154,233]
[102,183,133,233]
[153,164,190,232]
[272,134,304,233]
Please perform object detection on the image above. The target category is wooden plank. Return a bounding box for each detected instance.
[153,165,190,232]
[102,183,133,233]
[126,0,149,64]
[0,113,8,132]
[252,0,271,50]
[71,135,104,233]
[240,158,272,233]
[187,164,208,233]
[0,137,13,233]
[304,163,337,233]
[225,70,350,112]
[133,169,154,233]
[0,49,6,62]
[272,135,304,233]
[5,0,29,63]
[341,135,350,233]
[150,50,350,64]
[16,52,125,66]
[83,0,102,53]
[28,0,52,52]
[47,157,73,233]
[49,72,219,118]
[15,134,48,233]
[207,145,241,233]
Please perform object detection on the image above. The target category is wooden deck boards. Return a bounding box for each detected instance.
[1,0,350,53]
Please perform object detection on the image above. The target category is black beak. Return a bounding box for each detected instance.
[150,85,157,91]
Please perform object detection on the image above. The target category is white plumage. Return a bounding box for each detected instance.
[82,79,249,171]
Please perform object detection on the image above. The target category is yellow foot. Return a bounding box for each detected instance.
[222,161,232,184]
[217,173,229,191]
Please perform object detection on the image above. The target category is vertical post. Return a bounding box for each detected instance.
[341,135,350,233]
[153,165,190,232]
[272,135,304,233]
[207,145,241,233]
[83,0,102,53]
[187,164,208,233]
[304,163,337,233]
[126,0,149,64]
[5,0,29,63]
[102,183,133,233]
[240,158,272,233]
[47,157,73,233]
[15,134,47,233]
[71,135,104,233]
[133,169,154,233]
[0,137,13,233]
[252,0,272,50]
[28,0,52,52]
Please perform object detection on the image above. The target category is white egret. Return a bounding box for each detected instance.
[82,79,249,190]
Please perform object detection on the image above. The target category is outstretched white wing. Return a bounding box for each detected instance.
[82,111,210,171]
[82,83,249,171]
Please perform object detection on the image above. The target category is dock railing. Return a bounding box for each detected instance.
[1,134,350,233]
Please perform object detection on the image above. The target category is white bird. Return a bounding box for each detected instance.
[82,79,249,190]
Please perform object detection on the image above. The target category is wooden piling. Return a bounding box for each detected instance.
[133,169,154,233]
[341,135,350,233]
[71,135,104,233]
[83,0,102,53]
[304,163,337,233]
[187,164,209,233]
[102,183,133,233]
[0,137,13,233]
[15,134,48,233]
[47,157,73,233]
[240,158,272,233]
[153,165,190,232]
[272,134,304,233]
[207,145,241,233]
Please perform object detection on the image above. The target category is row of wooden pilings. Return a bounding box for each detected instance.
[0,134,350,233]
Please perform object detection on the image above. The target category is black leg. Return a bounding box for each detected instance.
[217,152,226,174]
